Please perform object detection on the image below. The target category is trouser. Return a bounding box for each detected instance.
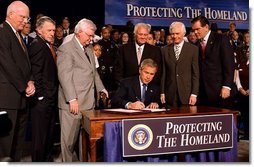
[0,108,28,161]
[59,108,82,162]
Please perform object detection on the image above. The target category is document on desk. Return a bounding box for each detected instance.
[101,108,168,114]
[101,108,148,114]
[141,108,169,112]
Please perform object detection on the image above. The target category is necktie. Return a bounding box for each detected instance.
[83,46,91,63]
[16,32,26,52]
[141,84,147,103]
[64,30,68,37]
[200,39,206,59]
[23,36,28,45]
[137,46,142,64]
[175,45,180,60]
[50,44,57,63]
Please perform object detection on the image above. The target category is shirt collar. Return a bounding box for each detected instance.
[74,35,85,51]
[135,42,145,50]
[203,30,211,43]
[174,40,184,48]
[5,20,17,34]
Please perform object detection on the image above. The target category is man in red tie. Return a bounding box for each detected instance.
[191,16,235,108]
[28,16,58,162]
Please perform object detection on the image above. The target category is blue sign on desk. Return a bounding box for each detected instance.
[122,114,233,157]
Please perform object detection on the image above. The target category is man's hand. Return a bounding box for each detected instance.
[147,102,159,109]
[239,88,249,96]
[160,94,165,104]
[100,89,109,98]
[189,95,197,105]
[69,99,79,115]
[220,87,230,99]
[127,101,145,109]
[25,80,35,97]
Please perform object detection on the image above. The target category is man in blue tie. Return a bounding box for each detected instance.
[111,58,160,109]
[21,22,32,46]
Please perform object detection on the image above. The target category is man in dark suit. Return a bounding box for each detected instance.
[111,59,160,109]
[161,22,199,107]
[114,23,162,86]
[21,22,33,47]
[0,1,35,161]
[191,16,235,108]
[28,16,58,162]
[61,17,74,37]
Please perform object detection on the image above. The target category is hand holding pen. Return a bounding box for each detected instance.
[126,97,145,109]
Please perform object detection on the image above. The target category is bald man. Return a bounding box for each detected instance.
[0,1,35,161]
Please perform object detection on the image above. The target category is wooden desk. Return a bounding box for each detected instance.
[81,106,238,162]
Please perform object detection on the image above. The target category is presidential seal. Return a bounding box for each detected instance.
[128,124,153,150]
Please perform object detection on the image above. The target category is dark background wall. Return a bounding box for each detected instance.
[0,0,105,32]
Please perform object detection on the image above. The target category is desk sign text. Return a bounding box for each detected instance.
[122,114,233,157]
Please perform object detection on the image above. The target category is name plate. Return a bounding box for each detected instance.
[122,114,233,157]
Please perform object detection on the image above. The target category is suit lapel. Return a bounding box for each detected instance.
[178,42,186,62]
[4,22,31,69]
[132,43,139,66]
[132,76,141,100]
[168,44,176,62]
[205,32,215,56]
[72,38,92,68]
[145,84,154,103]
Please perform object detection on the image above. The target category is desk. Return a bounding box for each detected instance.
[81,106,238,162]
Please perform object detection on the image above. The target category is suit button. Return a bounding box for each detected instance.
[176,74,179,77]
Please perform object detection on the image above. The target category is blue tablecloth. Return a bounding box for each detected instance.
[104,119,238,162]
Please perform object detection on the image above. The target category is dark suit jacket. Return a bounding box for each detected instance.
[23,35,34,47]
[28,35,58,104]
[199,31,235,104]
[114,42,162,85]
[0,22,32,109]
[161,42,199,105]
[111,76,160,108]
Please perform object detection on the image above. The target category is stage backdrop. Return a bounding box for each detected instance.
[105,0,249,29]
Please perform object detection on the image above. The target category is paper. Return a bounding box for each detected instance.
[141,108,169,112]
[101,108,169,114]
[102,108,146,114]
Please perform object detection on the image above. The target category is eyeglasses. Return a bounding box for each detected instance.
[84,31,94,38]
[13,11,31,22]
[137,33,148,37]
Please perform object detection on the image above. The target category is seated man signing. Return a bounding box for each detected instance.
[111,58,160,109]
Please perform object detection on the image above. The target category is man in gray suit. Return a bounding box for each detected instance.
[161,21,199,107]
[57,18,108,162]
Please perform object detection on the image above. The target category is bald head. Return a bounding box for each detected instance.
[6,1,30,31]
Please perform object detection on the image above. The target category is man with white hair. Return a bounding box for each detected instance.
[57,18,108,162]
[160,21,199,107]
[0,1,35,161]
[114,22,162,86]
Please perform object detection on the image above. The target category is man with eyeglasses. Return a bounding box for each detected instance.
[57,18,108,162]
[0,1,35,161]
[114,22,162,86]
[191,16,235,108]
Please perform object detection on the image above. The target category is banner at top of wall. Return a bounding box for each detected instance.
[105,0,249,29]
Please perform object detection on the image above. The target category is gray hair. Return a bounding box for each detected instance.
[134,23,151,34]
[6,1,29,16]
[36,16,55,29]
[169,21,186,35]
[74,18,97,34]
[140,58,158,70]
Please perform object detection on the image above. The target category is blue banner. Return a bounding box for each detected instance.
[105,0,249,29]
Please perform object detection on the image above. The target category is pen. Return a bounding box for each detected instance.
[136,96,141,101]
